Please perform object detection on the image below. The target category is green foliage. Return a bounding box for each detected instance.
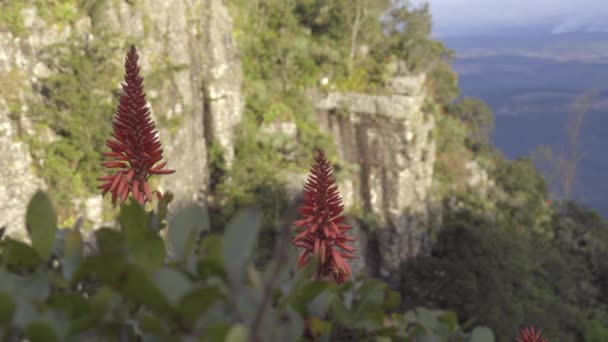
[0,2,28,34]
[0,191,491,341]
[427,61,460,107]
[433,109,472,195]
[493,158,551,233]
[26,191,58,260]
[450,96,495,149]
[401,199,608,342]
[0,1,79,35]
[223,0,453,257]
[23,35,124,221]
[382,2,451,74]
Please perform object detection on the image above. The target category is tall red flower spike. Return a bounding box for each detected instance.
[516,326,548,342]
[98,46,175,206]
[292,149,355,284]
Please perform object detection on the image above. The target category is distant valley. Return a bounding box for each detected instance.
[442,32,608,215]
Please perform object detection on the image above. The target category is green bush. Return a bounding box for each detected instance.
[0,191,493,341]
[400,200,608,342]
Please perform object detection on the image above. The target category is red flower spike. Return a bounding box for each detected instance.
[516,326,548,342]
[98,46,175,206]
[291,149,355,284]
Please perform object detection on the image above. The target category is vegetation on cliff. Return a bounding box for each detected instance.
[0,1,607,341]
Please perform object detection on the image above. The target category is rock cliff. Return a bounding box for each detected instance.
[1,2,441,285]
[311,74,437,285]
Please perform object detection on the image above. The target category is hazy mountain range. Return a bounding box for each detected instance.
[442,32,608,215]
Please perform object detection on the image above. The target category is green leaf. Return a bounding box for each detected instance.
[0,293,15,326]
[129,231,166,274]
[470,326,495,342]
[25,191,57,260]
[121,265,174,316]
[0,238,42,270]
[221,207,262,285]
[376,338,392,342]
[89,286,119,315]
[95,228,126,255]
[199,323,231,341]
[179,286,224,326]
[61,228,83,280]
[77,256,173,316]
[329,293,356,327]
[199,234,224,260]
[157,191,174,222]
[355,279,386,316]
[154,268,192,305]
[118,200,149,238]
[118,201,165,273]
[308,316,332,335]
[266,306,305,342]
[290,280,332,315]
[137,312,170,338]
[46,294,89,319]
[383,289,401,310]
[197,258,228,280]
[438,311,459,333]
[168,204,209,261]
[24,320,59,342]
[308,289,332,318]
[224,324,249,342]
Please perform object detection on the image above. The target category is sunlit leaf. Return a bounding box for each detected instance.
[154,268,192,305]
[470,326,495,342]
[129,231,166,274]
[221,207,262,285]
[179,286,224,326]
[224,324,248,342]
[26,191,57,260]
[308,316,332,335]
[118,200,149,240]
[61,228,83,280]
[168,204,209,261]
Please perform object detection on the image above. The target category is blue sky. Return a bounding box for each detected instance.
[415,0,608,36]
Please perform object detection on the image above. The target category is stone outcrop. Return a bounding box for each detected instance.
[311,74,436,285]
[0,102,46,240]
[96,0,243,208]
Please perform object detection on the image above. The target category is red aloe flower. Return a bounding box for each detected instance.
[98,46,175,206]
[516,326,548,342]
[292,149,355,284]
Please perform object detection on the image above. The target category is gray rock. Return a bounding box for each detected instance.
[311,77,437,286]
[0,100,46,240]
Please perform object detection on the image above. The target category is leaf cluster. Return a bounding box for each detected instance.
[0,191,494,341]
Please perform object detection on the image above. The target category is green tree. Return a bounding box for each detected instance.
[382,2,448,73]
[451,97,495,149]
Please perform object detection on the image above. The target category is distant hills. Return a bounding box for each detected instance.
[443,32,608,215]
[444,32,608,63]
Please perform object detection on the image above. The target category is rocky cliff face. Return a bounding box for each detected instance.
[0,2,439,285]
[311,74,437,285]
[97,0,243,208]
[0,0,243,235]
